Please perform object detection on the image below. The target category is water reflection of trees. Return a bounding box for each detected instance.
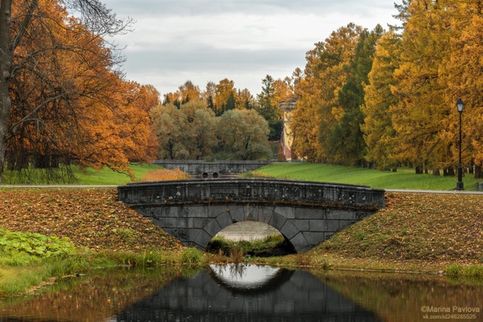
[211,263,247,280]
[0,270,179,322]
[317,272,483,322]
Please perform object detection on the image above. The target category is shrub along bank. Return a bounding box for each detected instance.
[0,227,206,296]
[0,188,481,295]
[207,234,289,257]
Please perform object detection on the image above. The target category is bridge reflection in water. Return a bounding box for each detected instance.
[115,264,381,322]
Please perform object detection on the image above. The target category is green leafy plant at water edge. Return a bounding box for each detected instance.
[445,264,483,279]
[181,248,204,266]
[0,228,75,266]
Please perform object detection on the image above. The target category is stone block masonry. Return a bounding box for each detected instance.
[153,160,271,178]
[118,179,385,252]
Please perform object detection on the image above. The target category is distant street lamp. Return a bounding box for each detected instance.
[456,98,464,191]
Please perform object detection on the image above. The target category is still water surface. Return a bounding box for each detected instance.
[0,264,481,322]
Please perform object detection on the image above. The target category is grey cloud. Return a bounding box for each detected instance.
[123,46,304,73]
[99,0,397,94]
[103,0,393,17]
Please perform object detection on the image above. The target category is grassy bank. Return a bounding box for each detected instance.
[0,249,207,296]
[0,188,199,296]
[71,163,162,185]
[0,269,184,321]
[0,189,182,252]
[0,227,205,296]
[1,163,189,185]
[0,188,481,296]
[252,162,480,190]
[251,192,482,278]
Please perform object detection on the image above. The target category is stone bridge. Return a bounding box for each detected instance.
[153,160,272,178]
[118,179,385,252]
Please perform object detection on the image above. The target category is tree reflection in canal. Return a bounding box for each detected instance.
[0,265,481,322]
[115,264,381,322]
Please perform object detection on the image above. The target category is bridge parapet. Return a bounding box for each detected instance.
[118,179,384,210]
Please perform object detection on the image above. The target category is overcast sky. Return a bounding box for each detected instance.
[102,0,398,96]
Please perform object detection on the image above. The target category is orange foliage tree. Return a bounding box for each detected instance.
[1,0,158,181]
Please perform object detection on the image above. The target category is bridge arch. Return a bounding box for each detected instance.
[118,179,385,252]
[199,207,302,251]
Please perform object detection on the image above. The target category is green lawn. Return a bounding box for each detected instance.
[252,162,480,190]
[72,163,161,185]
[2,163,162,185]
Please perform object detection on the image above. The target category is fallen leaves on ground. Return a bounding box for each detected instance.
[0,189,182,252]
[141,168,189,182]
[317,192,482,262]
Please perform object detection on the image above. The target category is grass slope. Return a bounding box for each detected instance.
[254,192,482,276]
[72,163,162,185]
[253,162,479,190]
[0,189,182,252]
[316,192,482,262]
[1,163,177,185]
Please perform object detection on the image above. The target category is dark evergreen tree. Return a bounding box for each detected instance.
[224,92,236,112]
[256,75,282,141]
[327,25,384,165]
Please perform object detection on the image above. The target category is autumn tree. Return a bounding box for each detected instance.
[236,88,256,110]
[151,101,271,161]
[179,100,218,159]
[163,81,201,107]
[0,0,130,180]
[439,1,482,178]
[213,78,236,116]
[116,82,160,162]
[216,109,272,160]
[362,31,401,170]
[150,104,186,159]
[391,0,457,174]
[273,78,294,105]
[327,25,384,165]
[1,0,161,184]
[203,81,216,110]
[150,101,218,160]
[291,23,362,161]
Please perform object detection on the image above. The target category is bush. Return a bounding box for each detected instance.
[0,228,75,266]
[207,234,287,257]
[181,248,204,266]
[445,264,483,278]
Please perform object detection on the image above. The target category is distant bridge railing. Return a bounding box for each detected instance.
[153,160,272,178]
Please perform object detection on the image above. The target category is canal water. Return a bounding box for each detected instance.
[0,264,481,322]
